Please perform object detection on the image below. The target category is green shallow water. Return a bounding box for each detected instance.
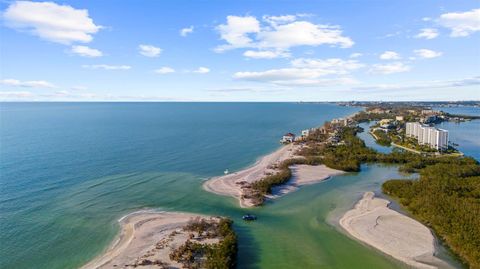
[40,165,410,269]
[238,164,408,269]
[1,103,469,268]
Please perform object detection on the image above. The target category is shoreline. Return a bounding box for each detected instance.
[269,164,345,198]
[80,211,219,269]
[203,143,298,207]
[339,192,449,269]
[203,143,344,207]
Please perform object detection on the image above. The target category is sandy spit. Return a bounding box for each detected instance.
[340,192,448,269]
[203,143,344,207]
[80,211,217,269]
[269,164,344,197]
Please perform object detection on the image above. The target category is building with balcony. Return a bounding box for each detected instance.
[405,122,448,150]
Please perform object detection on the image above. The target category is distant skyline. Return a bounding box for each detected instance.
[1,0,479,101]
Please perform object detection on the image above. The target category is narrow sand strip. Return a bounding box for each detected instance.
[340,192,445,269]
[203,144,298,207]
[203,144,344,207]
[270,164,344,197]
[81,211,217,269]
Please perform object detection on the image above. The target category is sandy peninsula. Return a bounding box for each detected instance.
[203,143,344,207]
[270,164,345,197]
[340,192,446,269]
[81,211,223,269]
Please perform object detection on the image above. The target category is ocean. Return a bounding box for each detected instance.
[0,103,477,268]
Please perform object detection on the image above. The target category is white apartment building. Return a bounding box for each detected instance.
[405,122,449,150]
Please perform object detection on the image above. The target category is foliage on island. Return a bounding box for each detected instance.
[321,126,480,267]
[245,158,310,205]
[383,162,480,268]
[246,126,442,204]
[372,129,392,146]
[169,217,237,269]
[246,116,480,268]
[352,111,395,123]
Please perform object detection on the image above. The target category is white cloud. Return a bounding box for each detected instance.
[262,15,297,26]
[138,44,162,57]
[3,1,101,44]
[370,62,410,74]
[0,91,34,100]
[353,76,480,91]
[215,15,260,51]
[0,91,178,101]
[233,58,362,86]
[71,45,103,57]
[154,67,175,74]
[291,58,365,72]
[243,50,290,59]
[257,21,353,49]
[422,17,432,22]
[379,51,401,60]
[180,26,194,37]
[1,78,56,88]
[82,64,131,70]
[349,53,362,58]
[414,28,439,39]
[438,9,480,37]
[215,15,353,53]
[414,49,443,58]
[194,67,210,74]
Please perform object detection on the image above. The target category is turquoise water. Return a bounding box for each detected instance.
[0,103,475,269]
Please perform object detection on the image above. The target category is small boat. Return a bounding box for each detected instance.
[242,214,257,221]
[224,169,229,175]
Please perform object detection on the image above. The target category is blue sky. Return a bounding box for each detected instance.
[0,0,479,101]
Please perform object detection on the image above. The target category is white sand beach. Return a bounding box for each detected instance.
[203,144,298,207]
[81,211,220,269]
[203,144,344,207]
[270,164,344,197]
[340,192,446,269]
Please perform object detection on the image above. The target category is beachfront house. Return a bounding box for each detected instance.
[421,109,435,115]
[301,129,310,137]
[281,133,296,143]
[378,119,395,130]
[331,118,348,127]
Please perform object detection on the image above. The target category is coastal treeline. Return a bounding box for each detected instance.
[316,126,480,267]
[250,123,480,267]
[247,126,441,203]
[305,126,472,173]
[372,129,392,146]
[169,217,237,269]
[248,157,310,205]
[383,163,480,268]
